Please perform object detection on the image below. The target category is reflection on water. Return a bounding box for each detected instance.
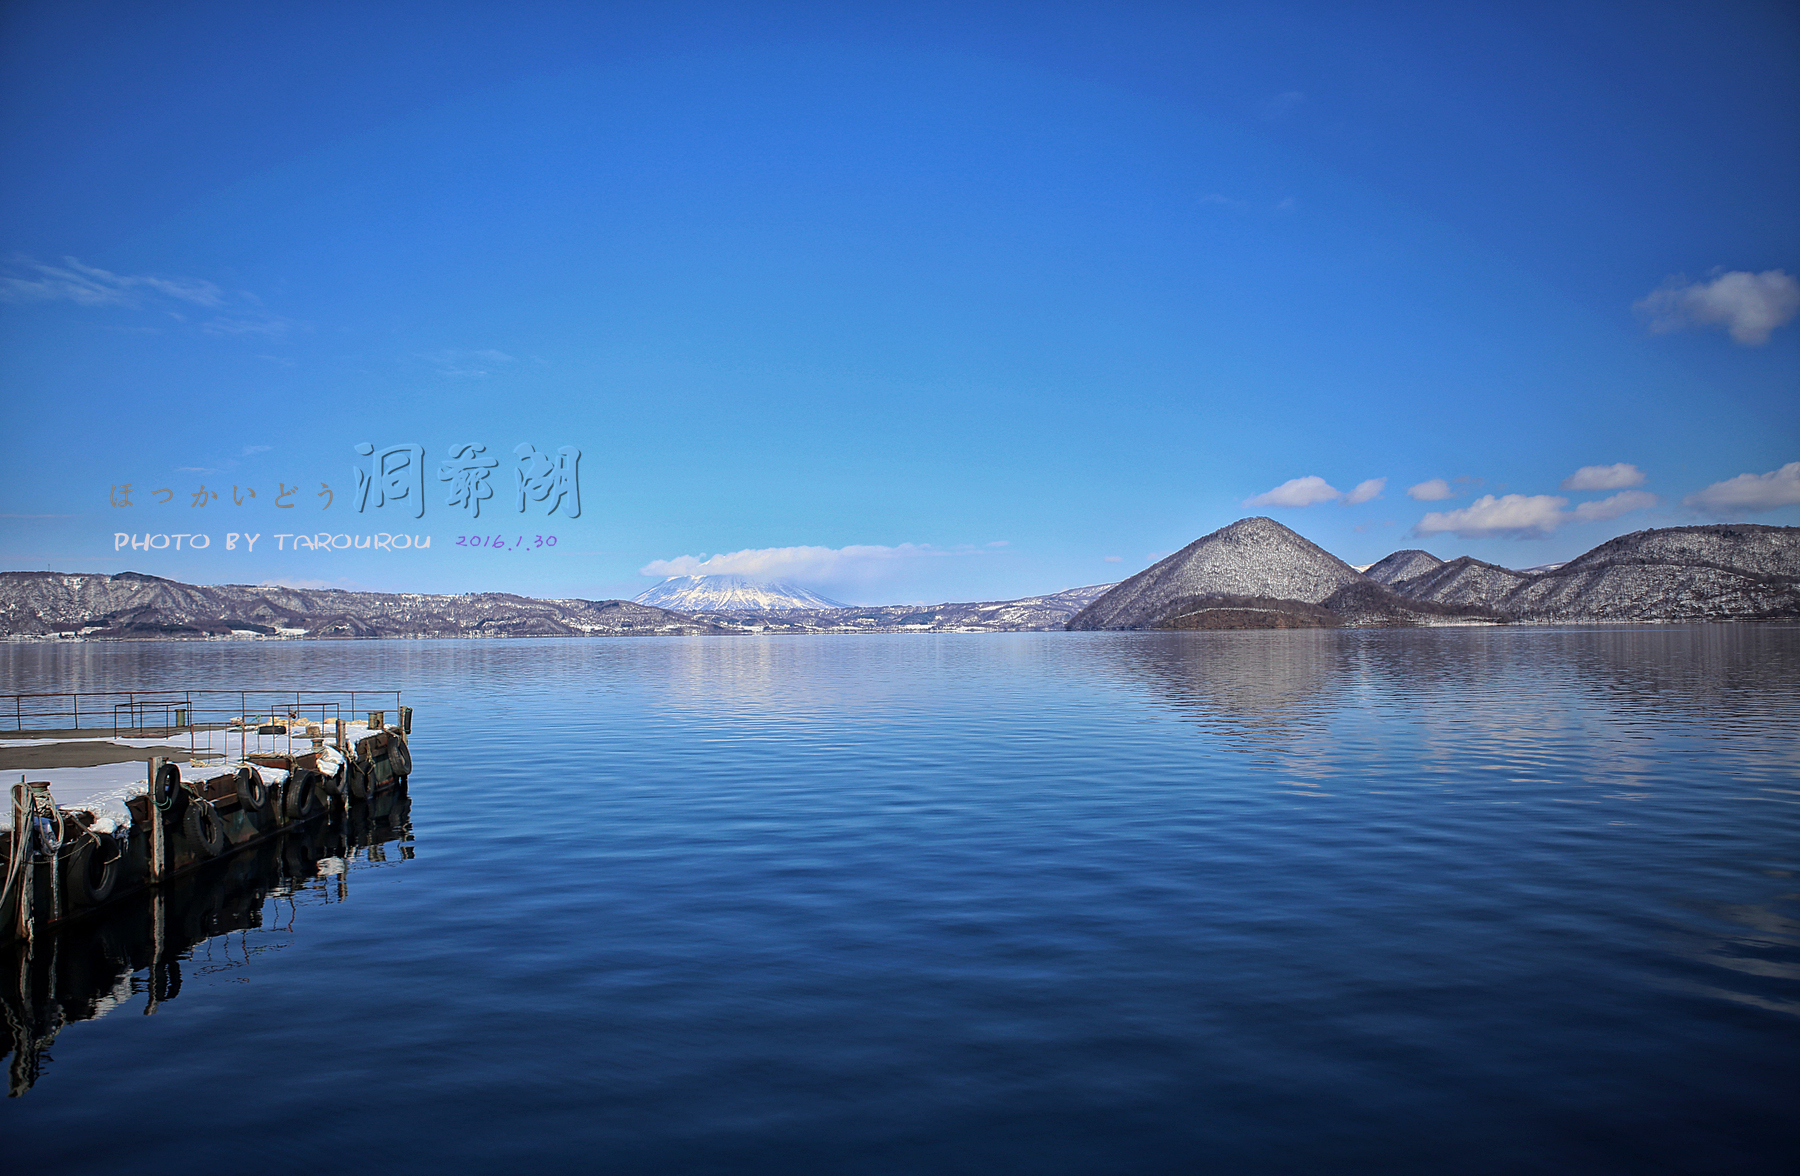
[2,786,412,1095]
[1084,625,1800,1024]
[1086,623,1800,741]
[1087,624,1800,778]
[0,629,1794,1173]
[1087,628,1340,746]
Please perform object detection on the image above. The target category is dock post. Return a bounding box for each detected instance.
[147,756,165,884]
[33,783,61,928]
[9,782,29,942]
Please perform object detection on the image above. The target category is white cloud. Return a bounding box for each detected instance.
[986,540,1009,547]
[1635,270,1800,346]
[1245,475,1342,508]
[1571,490,1658,522]
[1417,494,1569,538]
[1344,477,1386,505]
[1407,478,1456,501]
[640,542,948,584]
[1103,555,1122,563]
[1419,488,1659,538]
[1562,463,1645,491]
[0,256,224,307]
[1683,462,1800,515]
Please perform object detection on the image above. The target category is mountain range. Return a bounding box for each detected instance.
[1068,518,1800,629]
[1378,524,1800,622]
[683,583,1118,634]
[0,572,1118,639]
[0,572,734,639]
[2,519,1795,640]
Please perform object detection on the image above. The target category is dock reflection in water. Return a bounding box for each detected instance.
[2,784,412,1095]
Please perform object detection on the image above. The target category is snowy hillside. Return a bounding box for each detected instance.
[1382,524,1800,620]
[1068,517,1369,630]
[0,571,729,638]
[1363,549,1446,585]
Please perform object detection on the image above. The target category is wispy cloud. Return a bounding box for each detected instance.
[0,255,301,340]
[1683,462,1800,515]
[1201,192,1296,214]
[1562,463,1645,491]
[1417,489,1658,538]
[1407,478,1456,501]
[0,256,224,307]
[258,576,368,591]
[204,314,299,339]
[1635,269,1799,346]
[420,349,516,378]
[640,542,953,585]
[1260,90,1305,120]
[1344,477,1386,505]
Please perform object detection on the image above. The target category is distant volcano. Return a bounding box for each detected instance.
[632,574,846,612]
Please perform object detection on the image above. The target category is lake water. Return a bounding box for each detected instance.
[3,626,1797,1173]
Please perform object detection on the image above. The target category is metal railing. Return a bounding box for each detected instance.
[2,690,406,761]
[5,687,406,770]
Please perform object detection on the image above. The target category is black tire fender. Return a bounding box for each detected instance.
[152,762,186,813]
[347,762,372,801]
[71,830,122,905]
[183,797,226,857]
[283,771,321,821]
[236,766,270,816]
[388,735,412,779]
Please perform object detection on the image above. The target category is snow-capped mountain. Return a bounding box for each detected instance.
[633,574,845,612]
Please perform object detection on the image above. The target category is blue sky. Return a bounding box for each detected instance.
[2,1,1796,604]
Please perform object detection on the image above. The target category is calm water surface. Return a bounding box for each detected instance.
[3,626,1797,1174]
